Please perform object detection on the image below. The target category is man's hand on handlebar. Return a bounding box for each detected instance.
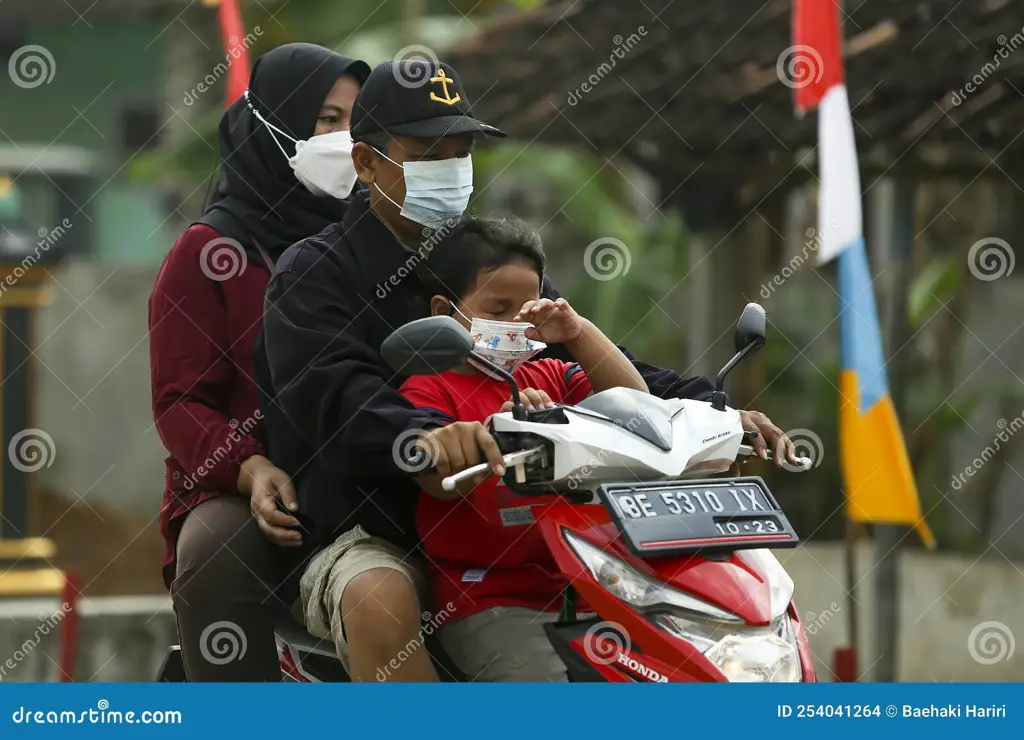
[739,410,800,468]
[415,422,506,501]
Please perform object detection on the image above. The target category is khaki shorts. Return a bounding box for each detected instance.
[298,525,427,669]
[438,606,581,682]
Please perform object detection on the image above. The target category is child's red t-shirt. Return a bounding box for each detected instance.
[399,358,592,618]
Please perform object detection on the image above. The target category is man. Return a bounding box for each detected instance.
[259,59,796,682]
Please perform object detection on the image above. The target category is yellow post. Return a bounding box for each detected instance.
[0,266,65,597]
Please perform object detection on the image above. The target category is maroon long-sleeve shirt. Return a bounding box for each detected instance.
[149,224,271,588]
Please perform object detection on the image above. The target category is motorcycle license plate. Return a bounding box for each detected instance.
[597,477,799,556]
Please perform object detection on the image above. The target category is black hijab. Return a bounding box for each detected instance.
[198,43,370,258]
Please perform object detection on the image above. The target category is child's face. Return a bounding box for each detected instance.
[433,261,541,329]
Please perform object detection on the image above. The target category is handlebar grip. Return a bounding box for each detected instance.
[441,447,545,492]
[738,444,812,471]
[442,462,492,492]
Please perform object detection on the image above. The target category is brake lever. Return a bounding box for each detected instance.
[738,443,812,471]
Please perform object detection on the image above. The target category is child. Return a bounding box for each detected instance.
[400,216,648,681]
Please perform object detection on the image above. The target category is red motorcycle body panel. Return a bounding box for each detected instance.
[538,502,817,683]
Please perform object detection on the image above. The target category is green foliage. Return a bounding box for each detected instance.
[473,142,689,365]
[908,253,957,327]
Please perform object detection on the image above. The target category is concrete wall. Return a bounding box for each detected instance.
[0,596,175,683]
[777,545,1024,682]
[35,259,167,521]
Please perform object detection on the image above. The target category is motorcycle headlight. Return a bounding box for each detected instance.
[702,616,801,682]
[564,530,741,623]
[564,531,801,682]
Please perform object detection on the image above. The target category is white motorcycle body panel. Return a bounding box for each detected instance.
[489,387,744,492]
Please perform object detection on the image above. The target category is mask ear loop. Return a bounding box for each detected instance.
[245,89,299,159]
[369,145,407,209]
[372,146,403,170]
[451,302,473,324]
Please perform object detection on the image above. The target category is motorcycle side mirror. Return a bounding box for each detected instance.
[711,303,767,411]
[734,302,767,353]
[381,316,528,420]
[381,316,474,376]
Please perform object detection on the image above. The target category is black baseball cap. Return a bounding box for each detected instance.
[351,60,505,140]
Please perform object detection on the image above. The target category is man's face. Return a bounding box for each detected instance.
[353,133,473,238]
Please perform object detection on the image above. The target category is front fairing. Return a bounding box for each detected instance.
[537,502,816,682]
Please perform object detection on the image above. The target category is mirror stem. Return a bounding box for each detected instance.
[468,353,528,420]
[711,341,761,411]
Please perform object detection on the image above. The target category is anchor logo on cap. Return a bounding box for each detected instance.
[429,69,461,106]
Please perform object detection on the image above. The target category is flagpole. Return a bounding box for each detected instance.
[869,178,916,682]
[840,518,859,681]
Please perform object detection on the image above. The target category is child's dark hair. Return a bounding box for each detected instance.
[418,216,545,302]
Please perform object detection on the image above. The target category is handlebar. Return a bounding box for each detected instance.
[441,446,545,492]
[440,442,812,491]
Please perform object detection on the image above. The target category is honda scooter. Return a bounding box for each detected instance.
[159,303,816,682]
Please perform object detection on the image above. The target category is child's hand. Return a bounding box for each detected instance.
[515,298,584,344]
[499,388,555,413]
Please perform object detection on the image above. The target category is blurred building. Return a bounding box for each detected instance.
[0,0,220,265]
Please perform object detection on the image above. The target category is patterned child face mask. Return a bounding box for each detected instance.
[451,304,545,374]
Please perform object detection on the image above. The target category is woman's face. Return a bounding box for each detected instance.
[313,73,361,135]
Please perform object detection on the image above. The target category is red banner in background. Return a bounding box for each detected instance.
[791,0,844,115]
[205,0,251,108]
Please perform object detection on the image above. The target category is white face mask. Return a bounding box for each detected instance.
[452,304,545,375]
[374,148,473,230]
[248,91,358,199]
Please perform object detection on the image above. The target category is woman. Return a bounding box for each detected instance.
[149,43,370,681]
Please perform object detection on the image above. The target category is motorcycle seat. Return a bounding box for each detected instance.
[575,388,673,451]
[274,612,338,658]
